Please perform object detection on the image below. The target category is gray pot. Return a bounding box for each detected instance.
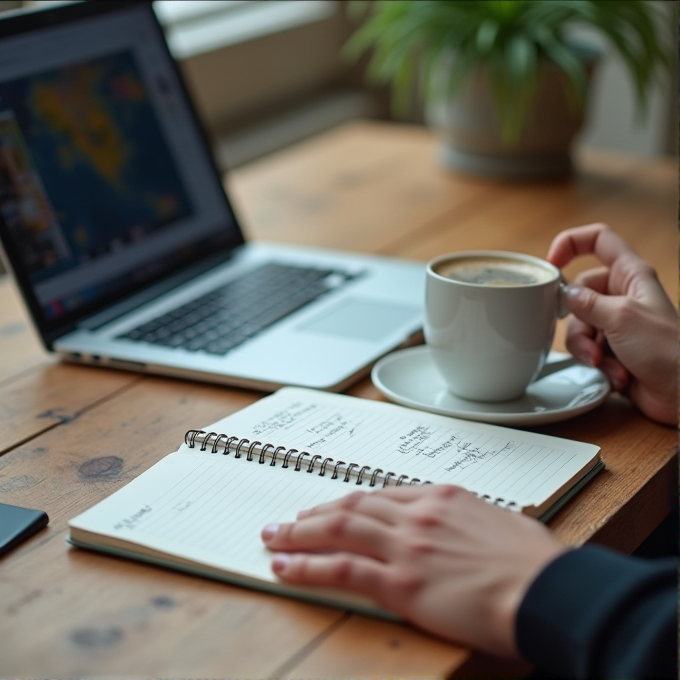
[425,57,599,179]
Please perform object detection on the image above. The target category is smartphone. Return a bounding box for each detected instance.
[0,502,49,556]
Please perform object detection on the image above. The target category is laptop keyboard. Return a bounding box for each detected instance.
[117,263,354,355]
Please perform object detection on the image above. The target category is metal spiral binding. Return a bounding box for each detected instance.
[184,429,428,487]
[479,493,515,509]
[185,430,517,507]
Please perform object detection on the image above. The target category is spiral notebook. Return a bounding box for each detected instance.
[68,387,603,617]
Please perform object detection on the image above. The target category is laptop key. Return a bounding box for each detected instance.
[118,263,353,355]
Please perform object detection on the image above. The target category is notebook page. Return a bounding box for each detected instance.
[201,387,600,507]
[69,449,357,582]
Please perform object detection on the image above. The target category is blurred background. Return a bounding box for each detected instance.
[0,0,675,275]
[9,0,676,168]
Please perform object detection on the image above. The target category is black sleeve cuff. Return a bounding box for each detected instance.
[516,544,677,679]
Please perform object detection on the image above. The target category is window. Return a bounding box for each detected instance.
[154,1,337,59]
[152,1,378,167]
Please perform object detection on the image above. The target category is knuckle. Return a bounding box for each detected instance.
[340,490,366,510]
[403,536,436,556]
[591,221,610,233]
[434,484,461,500]
[327,511,351,538]
[635,261,657,280]
[330,556,355,586]
[411,507,442,528]
[386,566,423,595]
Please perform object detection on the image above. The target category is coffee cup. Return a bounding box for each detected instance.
[424,250,568,402]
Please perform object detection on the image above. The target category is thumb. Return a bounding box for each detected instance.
[562,284,618,332]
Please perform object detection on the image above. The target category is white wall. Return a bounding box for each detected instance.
[575,3,675,157]
[578,49,674,157]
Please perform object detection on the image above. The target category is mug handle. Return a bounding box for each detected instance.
[557,280,570,318]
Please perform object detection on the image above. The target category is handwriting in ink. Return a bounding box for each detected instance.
[114,505,152,531]
[444,440,519,472]
[305,414,358,448]
[419,434,461,458]
[306,415,349,435]
[251,402,318,436]
[398,425,439,456]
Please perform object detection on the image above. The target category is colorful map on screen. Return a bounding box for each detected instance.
[0,50,192,282]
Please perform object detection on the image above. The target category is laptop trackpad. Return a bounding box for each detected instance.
[298,299,419,342]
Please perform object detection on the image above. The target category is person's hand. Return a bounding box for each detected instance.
[261,485,566,658]
[547,223,677,426]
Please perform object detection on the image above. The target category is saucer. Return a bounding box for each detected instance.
[371,346,610,426]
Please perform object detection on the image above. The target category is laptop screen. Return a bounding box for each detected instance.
[0,2,243,342]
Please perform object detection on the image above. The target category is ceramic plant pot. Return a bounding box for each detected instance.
[425,53,599,179]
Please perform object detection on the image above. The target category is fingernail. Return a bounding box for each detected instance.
[297,508,310,519]
[272,553,291,574]
[563,284,583,299]
[262,524,279,541]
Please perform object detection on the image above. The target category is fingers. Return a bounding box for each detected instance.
[564,316,602,367]
[553,227,672,322]
[564,312,630,391]
[598,355,630,393]
[262,486,469,571]
[296,484,464,520]
[562,284,625,336]
[303,491,404,527]
[296,489,400,523]
[572,267,610,294]
[270,551,391,600]
[547,223,638,269]
[262,511,392,560]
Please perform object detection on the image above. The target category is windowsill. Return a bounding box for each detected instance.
[153,0,338,60]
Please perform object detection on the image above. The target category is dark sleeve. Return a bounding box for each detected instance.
[516,544,677,679]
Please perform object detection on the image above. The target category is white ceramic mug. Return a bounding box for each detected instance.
[424,250,568,402]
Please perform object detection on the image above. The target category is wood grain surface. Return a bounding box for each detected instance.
[0,121,676,678]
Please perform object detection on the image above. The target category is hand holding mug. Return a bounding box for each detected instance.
[547,223,677,425]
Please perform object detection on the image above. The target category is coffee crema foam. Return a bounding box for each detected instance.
[436,256,554,287]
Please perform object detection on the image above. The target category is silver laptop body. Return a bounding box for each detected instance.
[0,1,423,392]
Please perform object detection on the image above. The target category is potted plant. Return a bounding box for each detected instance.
[345,1,671,178]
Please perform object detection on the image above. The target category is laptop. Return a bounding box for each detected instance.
[0,1,424,392]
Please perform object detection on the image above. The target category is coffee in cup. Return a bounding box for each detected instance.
[435,256,554,287]
[425,250,567,402]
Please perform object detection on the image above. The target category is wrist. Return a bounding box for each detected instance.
[496,541,568,658]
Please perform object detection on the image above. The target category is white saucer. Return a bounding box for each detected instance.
[371,346,610,426]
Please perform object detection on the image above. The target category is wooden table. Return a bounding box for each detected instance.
[0,121,676,678]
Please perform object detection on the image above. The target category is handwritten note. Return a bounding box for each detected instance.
[211,393,576,504]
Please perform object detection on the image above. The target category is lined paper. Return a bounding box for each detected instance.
[71,451,352,581]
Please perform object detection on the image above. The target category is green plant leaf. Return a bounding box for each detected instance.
[342,0,673,137]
